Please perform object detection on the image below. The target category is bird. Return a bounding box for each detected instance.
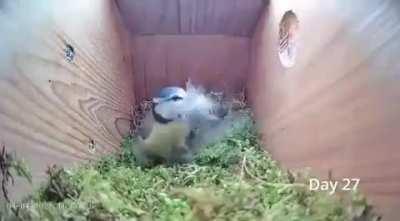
[181,82,229,152]
[135,84,229,166]
[134,86,192,166]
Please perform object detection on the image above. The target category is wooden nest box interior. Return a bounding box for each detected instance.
[0,0,399,220]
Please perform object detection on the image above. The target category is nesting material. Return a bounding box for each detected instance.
[0,110,379,221]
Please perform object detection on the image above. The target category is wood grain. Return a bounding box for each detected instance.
[132,35,250,101]
[116,0,266,37]
[248,0,400,220]
[0,1,134,200]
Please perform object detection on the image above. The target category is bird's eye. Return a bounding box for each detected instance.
[171,96,183,101]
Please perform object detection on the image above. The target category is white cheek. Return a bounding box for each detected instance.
[173,100,185,109]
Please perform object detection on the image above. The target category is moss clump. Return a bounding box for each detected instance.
[1,111,380,221]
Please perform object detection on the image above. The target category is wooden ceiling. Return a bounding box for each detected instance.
[116,0,267,37]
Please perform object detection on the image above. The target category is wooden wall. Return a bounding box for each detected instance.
[118,0,259,102]
[248,0,400,220]
[0,1,134,200]
[132,35,250,101]
[116,0,265,36]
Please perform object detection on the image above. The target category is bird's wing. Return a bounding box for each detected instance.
[137,111,154,139]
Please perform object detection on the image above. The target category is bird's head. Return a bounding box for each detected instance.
[152,87,187,124]
[152,84,228,125]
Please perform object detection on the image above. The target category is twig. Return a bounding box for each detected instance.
[130,100,153,135]
[241,153,307,189]
[0,143,13,202]
[239,155,246,183]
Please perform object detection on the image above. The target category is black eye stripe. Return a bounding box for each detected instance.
[169,96,183,101]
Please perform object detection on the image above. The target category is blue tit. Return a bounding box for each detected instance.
[182,83,229,152]
[135,87,193,166]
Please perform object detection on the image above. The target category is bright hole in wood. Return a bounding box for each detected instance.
[278,10,299,68]
[88,139,96,153]
[64,43,75,62]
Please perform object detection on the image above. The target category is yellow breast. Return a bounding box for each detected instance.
[143,121,190,157]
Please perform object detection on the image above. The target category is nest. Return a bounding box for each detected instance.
[0,111,381,221]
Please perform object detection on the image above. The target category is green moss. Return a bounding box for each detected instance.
[1,111,380,221]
